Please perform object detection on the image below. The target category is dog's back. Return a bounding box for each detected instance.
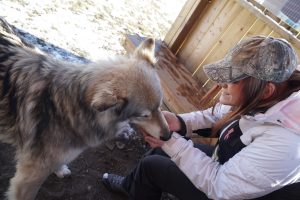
[0,29,93,148]
[0,30,63,150]
[0,31,35,146]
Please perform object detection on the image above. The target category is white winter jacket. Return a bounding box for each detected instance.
[162,90,300,200]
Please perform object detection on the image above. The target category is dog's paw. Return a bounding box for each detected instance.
[54,165,71,178]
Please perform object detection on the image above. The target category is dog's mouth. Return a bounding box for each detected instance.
[130,123,171,141]
[159,133,171,141]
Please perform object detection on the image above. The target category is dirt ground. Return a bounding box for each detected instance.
[0,138,178,200]
[0,139,147,200]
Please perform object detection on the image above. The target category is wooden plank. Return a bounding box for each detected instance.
[236,0,300,49]
[156,47,208,113]
[172,0,300,88]
[244,19,273,37]
[163,0,211,55]
[269,31,284,38]
[164,0,196,47]
[177,0,229,72]
[180,0,241,75]
[193,7,258,89]
[125,34,207,114]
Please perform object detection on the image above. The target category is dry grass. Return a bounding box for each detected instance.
[1,0,186,61]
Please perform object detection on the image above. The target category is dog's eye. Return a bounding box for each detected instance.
[138,111,151,118]
[140,114,150,118]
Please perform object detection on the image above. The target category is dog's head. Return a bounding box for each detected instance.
[88,38,170,140]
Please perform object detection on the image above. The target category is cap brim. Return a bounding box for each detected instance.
[203,58,247,83]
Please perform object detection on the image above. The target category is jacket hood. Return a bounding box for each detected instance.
[253,90,300,133]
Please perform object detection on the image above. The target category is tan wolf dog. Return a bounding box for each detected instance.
[0,26,170,200]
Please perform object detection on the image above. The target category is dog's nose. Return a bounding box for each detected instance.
[159,127,171,141]
[160,133,171,141]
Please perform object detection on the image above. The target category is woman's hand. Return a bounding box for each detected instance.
[162,111,181,132]
[140,111,179,148]
[143,132,165,148]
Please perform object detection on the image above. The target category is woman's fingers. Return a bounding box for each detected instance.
[144,135,165,148]
[138,127,166,148]
[162,111,180,132]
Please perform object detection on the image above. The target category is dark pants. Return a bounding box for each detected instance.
[122,144,214,200]
[122,144,300,200]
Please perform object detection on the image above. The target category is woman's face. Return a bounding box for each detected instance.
[218,81,244,106]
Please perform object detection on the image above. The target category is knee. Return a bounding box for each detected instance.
[139,155,171,176]
[142,154,166,165]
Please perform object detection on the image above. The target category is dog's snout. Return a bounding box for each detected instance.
[160,132,171,141]
[159,126,171,141]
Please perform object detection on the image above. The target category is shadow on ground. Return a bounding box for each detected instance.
[0,140,147,200]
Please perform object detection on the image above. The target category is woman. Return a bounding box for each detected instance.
[102,36,300,199]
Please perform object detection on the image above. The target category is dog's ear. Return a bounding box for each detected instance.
[133,38,156,65]
[90,88,125,112]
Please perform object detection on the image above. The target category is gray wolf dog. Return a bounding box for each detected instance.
[0,26,170,200]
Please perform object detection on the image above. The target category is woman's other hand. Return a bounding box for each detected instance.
[162,111,181,132]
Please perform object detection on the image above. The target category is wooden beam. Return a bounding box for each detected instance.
[164,0,211,55]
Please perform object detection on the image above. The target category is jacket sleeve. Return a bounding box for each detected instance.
[161,130,298,200]
[178,103,231,136]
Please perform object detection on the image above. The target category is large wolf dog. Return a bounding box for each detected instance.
[0,27,170,200]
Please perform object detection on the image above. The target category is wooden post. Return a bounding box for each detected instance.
[164,0,211,55]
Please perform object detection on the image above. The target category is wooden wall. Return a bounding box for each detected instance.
[164,0,300,91]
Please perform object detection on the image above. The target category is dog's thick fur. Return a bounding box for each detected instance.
[0,25,169,200]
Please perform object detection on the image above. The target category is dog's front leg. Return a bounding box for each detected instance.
[7,159,50,200]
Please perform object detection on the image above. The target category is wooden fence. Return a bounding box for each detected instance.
[164,0,300,91]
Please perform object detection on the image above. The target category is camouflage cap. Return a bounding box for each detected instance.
[203,36,298,83]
